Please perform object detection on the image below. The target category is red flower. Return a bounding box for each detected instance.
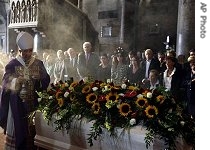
[98,95,106,102]
[124,91,137,98]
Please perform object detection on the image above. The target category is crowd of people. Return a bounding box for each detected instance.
[0,39,195,117]
[0,31,195,149]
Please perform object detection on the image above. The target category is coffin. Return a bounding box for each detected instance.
[34,112,191,150]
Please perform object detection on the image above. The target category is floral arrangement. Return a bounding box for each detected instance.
[36,79,194,149]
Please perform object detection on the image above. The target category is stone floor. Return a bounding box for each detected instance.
[0,127,47,150]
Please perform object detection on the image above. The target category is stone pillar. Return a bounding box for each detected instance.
[133,0,140,51]
[176,0,195,57]
[119,0,125,44]
[78,0,82,9]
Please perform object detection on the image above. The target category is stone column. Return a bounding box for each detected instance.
[133,0,140,51]
[176,0,195,57]
[78,0,82,9]
[119,0,125,44]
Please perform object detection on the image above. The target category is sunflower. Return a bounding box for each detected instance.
[102,84,112,91]
[105,92,119,102]
[145,105,158,118]
[70,82,78,88]
[100,82,106,88]
[106,84,112,89]
[112,86,120,90]
[82,85,91,94]
[57,98,64,107]
[60,83,66,90]
[86,93,98,104]
[136,97,147,108]
[128,86,136,91]
[156,95,165,103]
[92,103,100,114]
[55,91,63,99]
[119,103,132,117]
[69,93,76,101]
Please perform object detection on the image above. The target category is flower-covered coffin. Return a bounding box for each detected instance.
[35,111,161,150]
[35,79,195,149]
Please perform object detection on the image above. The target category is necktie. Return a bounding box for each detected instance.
[71,58,75,67]
[86,54,89,65]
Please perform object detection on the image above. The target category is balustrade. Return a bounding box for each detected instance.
[10,0,38,25]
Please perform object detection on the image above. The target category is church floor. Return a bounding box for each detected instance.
[0,127,48,150]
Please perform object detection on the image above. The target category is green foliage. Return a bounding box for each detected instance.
[35,80,195,149]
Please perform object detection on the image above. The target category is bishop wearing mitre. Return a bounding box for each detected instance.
[0,31,50,150]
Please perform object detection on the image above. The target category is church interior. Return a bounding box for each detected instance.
[0,0,195,149]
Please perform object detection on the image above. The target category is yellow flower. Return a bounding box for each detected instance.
[86,93,98,104]
[70,82,78,88]
[57,98,64,107]
[107,84,112,89]
[156,95,165,103]
[82,85,91,94]
[128,86,136,91]
[145,105,158,118]
[136,97,147,108]
[105,92,119,102]
[112,86,120,90]
[119,103,132,117]
[92,103,100,114]
[55,91,63,99]
[100,83,106,87]
[105,121,111,131]
[105,100,115,109]
[60,83,66,90]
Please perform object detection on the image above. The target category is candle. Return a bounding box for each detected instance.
[166,36,169,43]
[104,86,108,91]
[107,79,110,83]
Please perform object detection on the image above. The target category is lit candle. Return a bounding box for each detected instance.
[107,79,110,83]
[104,86,108,91]
[166,36,169,43]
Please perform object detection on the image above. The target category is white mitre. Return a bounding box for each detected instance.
[16,31,34,50]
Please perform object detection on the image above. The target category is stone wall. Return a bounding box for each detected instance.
[81,0,181,55]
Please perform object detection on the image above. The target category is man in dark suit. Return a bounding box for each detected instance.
[77,42,100,81]
[184,56,195,119]
[66,48,79,81]
[53,50,69,83]
[140,49,160,81]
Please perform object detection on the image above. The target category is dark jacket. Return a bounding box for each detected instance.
[77,52,100,80]
[140,58,160,78]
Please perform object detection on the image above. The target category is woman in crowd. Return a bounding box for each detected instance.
[162,56,184,100]
[126,55,144,85]
[111,49,129,85]
[97,53,111,82]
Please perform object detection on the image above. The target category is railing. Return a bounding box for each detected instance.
[9,0,38,27]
